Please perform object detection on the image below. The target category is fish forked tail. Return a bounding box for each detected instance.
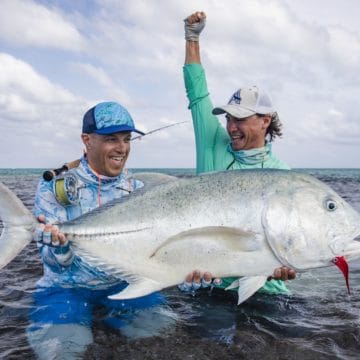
[0,182,37,269]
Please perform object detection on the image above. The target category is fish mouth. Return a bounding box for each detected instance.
[342,229,360,261]
[354,234,360,242]
[332,229,360,295]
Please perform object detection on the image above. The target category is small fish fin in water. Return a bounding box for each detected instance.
[225,276,268,305]
[332,256,350,294]
[108,278,162,300]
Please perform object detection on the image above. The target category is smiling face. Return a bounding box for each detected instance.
[226,114,271,150]
[81,132,131,177]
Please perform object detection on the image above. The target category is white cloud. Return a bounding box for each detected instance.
[71,62,132,104]
[0,0,86,50]
[327,26,360,68]
[0,52,83,133]
[0,52,88,167]
[0,0,359,168]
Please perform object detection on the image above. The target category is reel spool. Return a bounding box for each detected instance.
[54,173,81,206]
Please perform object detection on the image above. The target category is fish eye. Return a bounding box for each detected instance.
[325,199,337,211]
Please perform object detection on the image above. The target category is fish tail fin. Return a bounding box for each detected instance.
[0,182,36,269]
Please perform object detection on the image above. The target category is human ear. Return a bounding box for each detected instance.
[262,115,271,130]
[81,133,91,149]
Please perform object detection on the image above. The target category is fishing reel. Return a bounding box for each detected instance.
[54,172,83,206]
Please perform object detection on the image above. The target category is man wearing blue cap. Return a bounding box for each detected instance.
[29,102,170,358]
[35,101,145,240]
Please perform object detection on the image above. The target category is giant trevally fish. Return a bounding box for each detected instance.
[0,170,360,305]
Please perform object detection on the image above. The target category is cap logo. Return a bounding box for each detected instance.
[228,90,241,105]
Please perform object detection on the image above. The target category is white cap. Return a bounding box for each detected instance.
[212,86,275,119]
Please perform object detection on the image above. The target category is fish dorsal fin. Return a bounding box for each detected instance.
[130,172,178,191]
[64,172,178,227]
[151,226,262,258]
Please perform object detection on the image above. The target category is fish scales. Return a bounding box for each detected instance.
[1,169,360,304]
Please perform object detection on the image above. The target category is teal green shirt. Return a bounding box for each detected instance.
[184,63,290,174]
[184,63,290,294]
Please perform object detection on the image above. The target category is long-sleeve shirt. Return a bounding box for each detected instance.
[33,156,143,288]
[184,63,290,294]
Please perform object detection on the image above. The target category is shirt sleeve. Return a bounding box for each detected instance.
[183,63,229,174]
[34,179,68,223]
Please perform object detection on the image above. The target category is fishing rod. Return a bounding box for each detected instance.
[42,120,189,181]
[42,159,81,181]
[131,120,188,141]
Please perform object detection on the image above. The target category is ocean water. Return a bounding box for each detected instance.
[0,168,360,359]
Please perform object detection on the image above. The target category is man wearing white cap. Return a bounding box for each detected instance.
[184,12,289,173]
[181,12,294,295]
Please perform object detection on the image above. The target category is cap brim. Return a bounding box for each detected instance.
[212,105,255,119]
[95,125,145,135]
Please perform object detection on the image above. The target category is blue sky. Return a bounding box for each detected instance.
[0,0,359,168]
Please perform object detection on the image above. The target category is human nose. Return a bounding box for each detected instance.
[114,139,128,152]
[227,118,237,132]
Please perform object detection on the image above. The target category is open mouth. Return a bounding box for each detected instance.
[231,134,245,142]
[110,156,125,165]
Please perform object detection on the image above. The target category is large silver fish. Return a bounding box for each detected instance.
[1,170,360,305]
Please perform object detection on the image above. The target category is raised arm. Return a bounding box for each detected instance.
[183,11,230,174]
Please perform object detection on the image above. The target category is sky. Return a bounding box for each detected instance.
[0,0,359,169]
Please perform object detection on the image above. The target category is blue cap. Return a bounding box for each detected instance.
[82,101,145,135]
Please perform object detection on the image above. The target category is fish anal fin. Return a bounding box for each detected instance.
[108,278,162,300]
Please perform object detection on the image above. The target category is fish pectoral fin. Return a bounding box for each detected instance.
[108,278,162,300]
[225,276,267,305]
[151,226,261,258]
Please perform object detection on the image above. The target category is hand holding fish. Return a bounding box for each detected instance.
[34,215,74,267]
[35,215,67,246]
[268,266,296,281]
[179,266,296,293]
